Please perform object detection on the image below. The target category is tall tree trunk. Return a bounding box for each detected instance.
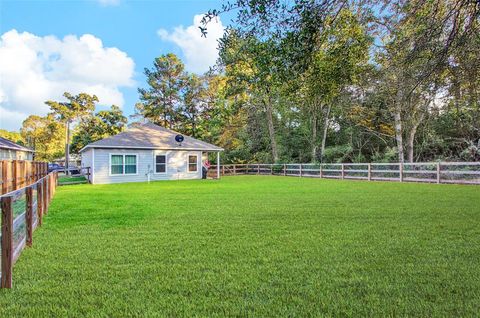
[394,80,405,163]
[406,125,418,163]
[311,109,318,162]
[407,102,428,162]
[263,95,279,162]
[65,121,70,175]
[320,104,331,162]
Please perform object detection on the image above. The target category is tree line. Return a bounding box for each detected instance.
[3,0,479,164]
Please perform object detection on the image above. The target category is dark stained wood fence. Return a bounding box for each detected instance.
[0,171,58,288]
[0,161,48,195]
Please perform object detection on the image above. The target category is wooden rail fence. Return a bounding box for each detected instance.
[1,160,48,195]
[209,162,480,185]
[0,171,58,288]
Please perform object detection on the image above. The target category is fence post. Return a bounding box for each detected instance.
[320,164,323,178]
[21,161,24,187]
[341,164,345,179]
[43,178,48,215]
[436,163,441,184]
[300,164,303,177]
[399,163,404,182]
[368,163,372,181]
[12,160,18,191]
[270,164,273,175]
[257,164,260,175]
[37,181,43,226]
[26,186,34,247]
[283,164,286,176]
[233,165,236,175]
[1,161,7,194]
[1,196,13,288]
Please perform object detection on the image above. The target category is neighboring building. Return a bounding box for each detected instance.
[79,123,223,184]
[0,137,34,160]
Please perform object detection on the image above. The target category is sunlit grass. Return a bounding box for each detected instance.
[57,175,87,185]
[1,176,479,316]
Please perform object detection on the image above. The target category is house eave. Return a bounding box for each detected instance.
[79,145,224,153]
[0,146,35,153]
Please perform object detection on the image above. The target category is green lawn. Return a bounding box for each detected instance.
[57,175,87,185]
[1,176,479,317]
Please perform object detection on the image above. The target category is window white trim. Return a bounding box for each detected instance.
[109,153,139,176]
[187,153,199,173]
[153,152,168,175]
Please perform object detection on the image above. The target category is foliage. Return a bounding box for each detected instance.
[46,92,99,165]
[1,176,480,316]
[0,129,24,145]
[8,1,478,164]
[136,53,185,129]
[20,114,65,161]
[46,92,98,123]
[195,0,480,163]
[70,105,128,153]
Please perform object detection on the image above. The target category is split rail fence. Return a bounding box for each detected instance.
[0,171,58,288]
[209,162,480,185]
[1,160,48,195]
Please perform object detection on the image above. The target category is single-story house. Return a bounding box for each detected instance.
[0,137,34,160]
[79,123,223,184]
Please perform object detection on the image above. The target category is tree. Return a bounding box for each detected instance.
[181,74,205,138]
[219,32,283,162]
[70,105,128,153]
[136,54,186,129]
[0,129,24,145]
[299,8,371,162]
[46,92,97,170]
[21,114,65,161]
[375,0,480,162]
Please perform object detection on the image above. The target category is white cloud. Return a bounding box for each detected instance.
[0,30,135,130]
[97,0,121,6]
[157,14,225,74]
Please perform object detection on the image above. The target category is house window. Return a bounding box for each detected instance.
[110,154,137,175]
[188,155,198,172]
[111,155,123,175]
[125,155,137,174]
[155,155,166,173]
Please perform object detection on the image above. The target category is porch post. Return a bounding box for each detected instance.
[217,152,220,179]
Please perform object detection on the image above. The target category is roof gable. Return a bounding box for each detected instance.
[81,123,223,152]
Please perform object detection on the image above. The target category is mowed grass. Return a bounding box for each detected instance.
[57,175,87,185]
[1,176,479,317]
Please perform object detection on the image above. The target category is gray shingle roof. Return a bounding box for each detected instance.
[80,122,223,152]
[0,137,34,152]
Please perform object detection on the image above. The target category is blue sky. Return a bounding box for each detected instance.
[0,0,233,130]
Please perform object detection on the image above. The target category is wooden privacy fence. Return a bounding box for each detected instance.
[0,171,58,288]
[1,160,48,195]
[209,162,480,185]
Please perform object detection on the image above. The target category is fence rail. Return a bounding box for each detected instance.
[1,160,48,195]
[57,167,91,184]
[209,162,480,185]
[0,171,58,288]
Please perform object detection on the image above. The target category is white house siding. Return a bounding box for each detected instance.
[89,148,203,184]
[81,149,93,182]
